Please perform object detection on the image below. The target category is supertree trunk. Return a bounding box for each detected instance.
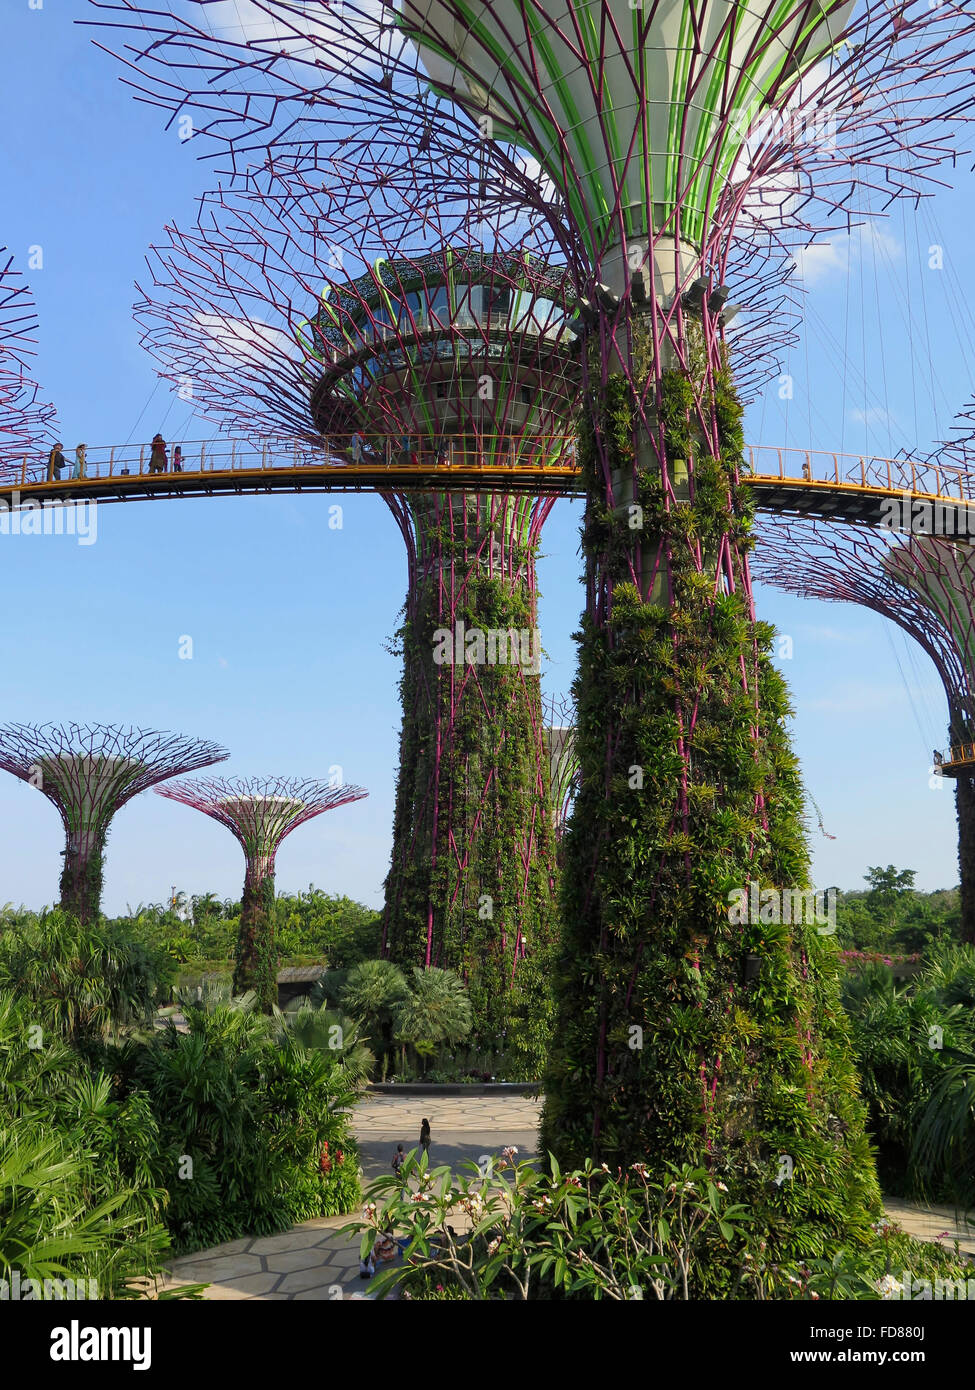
[235,856,279,1010]
[955,777,975,945]
[59,826,108,925]
[540,309,878,1245]
[383,491,559,1071]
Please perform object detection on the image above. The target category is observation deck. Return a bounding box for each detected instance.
[3,438,973,525]
[934,745,975,778]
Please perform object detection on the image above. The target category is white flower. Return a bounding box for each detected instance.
[715,1181,728,1193]
[877,1274,904,1300]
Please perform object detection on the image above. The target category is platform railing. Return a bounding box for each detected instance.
[938,742,975,769]
[745,446,971,501]
[2,434,579,489]
[5,439,973,503]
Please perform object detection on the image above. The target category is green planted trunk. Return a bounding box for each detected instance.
[540,351,879,1260]
[383,495,559,1074]
[59,831,106,925]
[234,870,278,1012]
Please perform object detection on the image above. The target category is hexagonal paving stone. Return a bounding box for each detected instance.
[249,1230,326,1255]
[265,1248,334,1274]
[277,1266,347,1294]
[207,1271,283,1297]
[169,1254,264,1282]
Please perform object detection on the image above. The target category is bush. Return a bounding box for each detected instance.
[351,1150,969,1302]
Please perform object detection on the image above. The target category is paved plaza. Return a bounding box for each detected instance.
[160,1092,975,1299]
[161,1092,540,1300]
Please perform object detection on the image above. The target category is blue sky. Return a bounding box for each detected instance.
[0,0,971,913]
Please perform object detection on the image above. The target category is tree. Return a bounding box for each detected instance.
[340,960,410,1081]
[394,967,473,1072]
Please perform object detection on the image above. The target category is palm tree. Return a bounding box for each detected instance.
[340,960,409,1081]
[272,1004,375,1085]
[394,967,473,1073]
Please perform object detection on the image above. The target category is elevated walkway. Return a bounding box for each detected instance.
[3,438,973,525]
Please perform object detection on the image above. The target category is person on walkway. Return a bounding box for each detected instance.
[172,445,183,473]
[72,444,87,480]
[419,1118,431,1157]
[46,442,66,482]
[148,433,168,474]
[351,431,364,464]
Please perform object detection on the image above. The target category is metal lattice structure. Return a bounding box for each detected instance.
[0,722,227,921]
[0,249,58,472]
[754,519,975,942]
[156,774,367,1006]
[91,0,975,1232]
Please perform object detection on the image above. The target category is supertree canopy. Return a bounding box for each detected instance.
[0,722,228,921]
[92,0,975,1251]
[754,520,975,945]
[133,170,579,1068]
[156,775,367,1009]
[0,248,58,472]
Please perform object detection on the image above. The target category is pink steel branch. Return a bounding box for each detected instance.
[155,774,368,874]
[0,249,58,472]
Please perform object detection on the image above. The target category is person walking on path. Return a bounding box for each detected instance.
[72,444,87,480]
[419,1118,431,1158]
[148,433,168,474]
[172,445,183,473]
[46,442,66,481]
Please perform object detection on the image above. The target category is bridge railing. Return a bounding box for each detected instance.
[745,446,972,500]
[2,435,579,488]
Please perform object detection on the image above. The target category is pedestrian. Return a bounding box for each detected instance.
[46,441,66,482]
[419,1118,431,1157]
[391,1142,406,1193]
[72,444,87,480]
[172,445,183,473]
[148,433,168,474]
[399,434,411,467]
[351,430,364,464]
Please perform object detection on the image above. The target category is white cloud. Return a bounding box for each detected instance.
[792,221,901,287]
[191,312,299,371]
[849,406,893,428]
[792,239,847,284]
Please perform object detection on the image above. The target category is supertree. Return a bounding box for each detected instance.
[90,0,975,1247]
[131,169,580,1067]
[0,249,58,473]
[0,722,228,921]
[156,775,367,1009]
[754,518,975,944]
